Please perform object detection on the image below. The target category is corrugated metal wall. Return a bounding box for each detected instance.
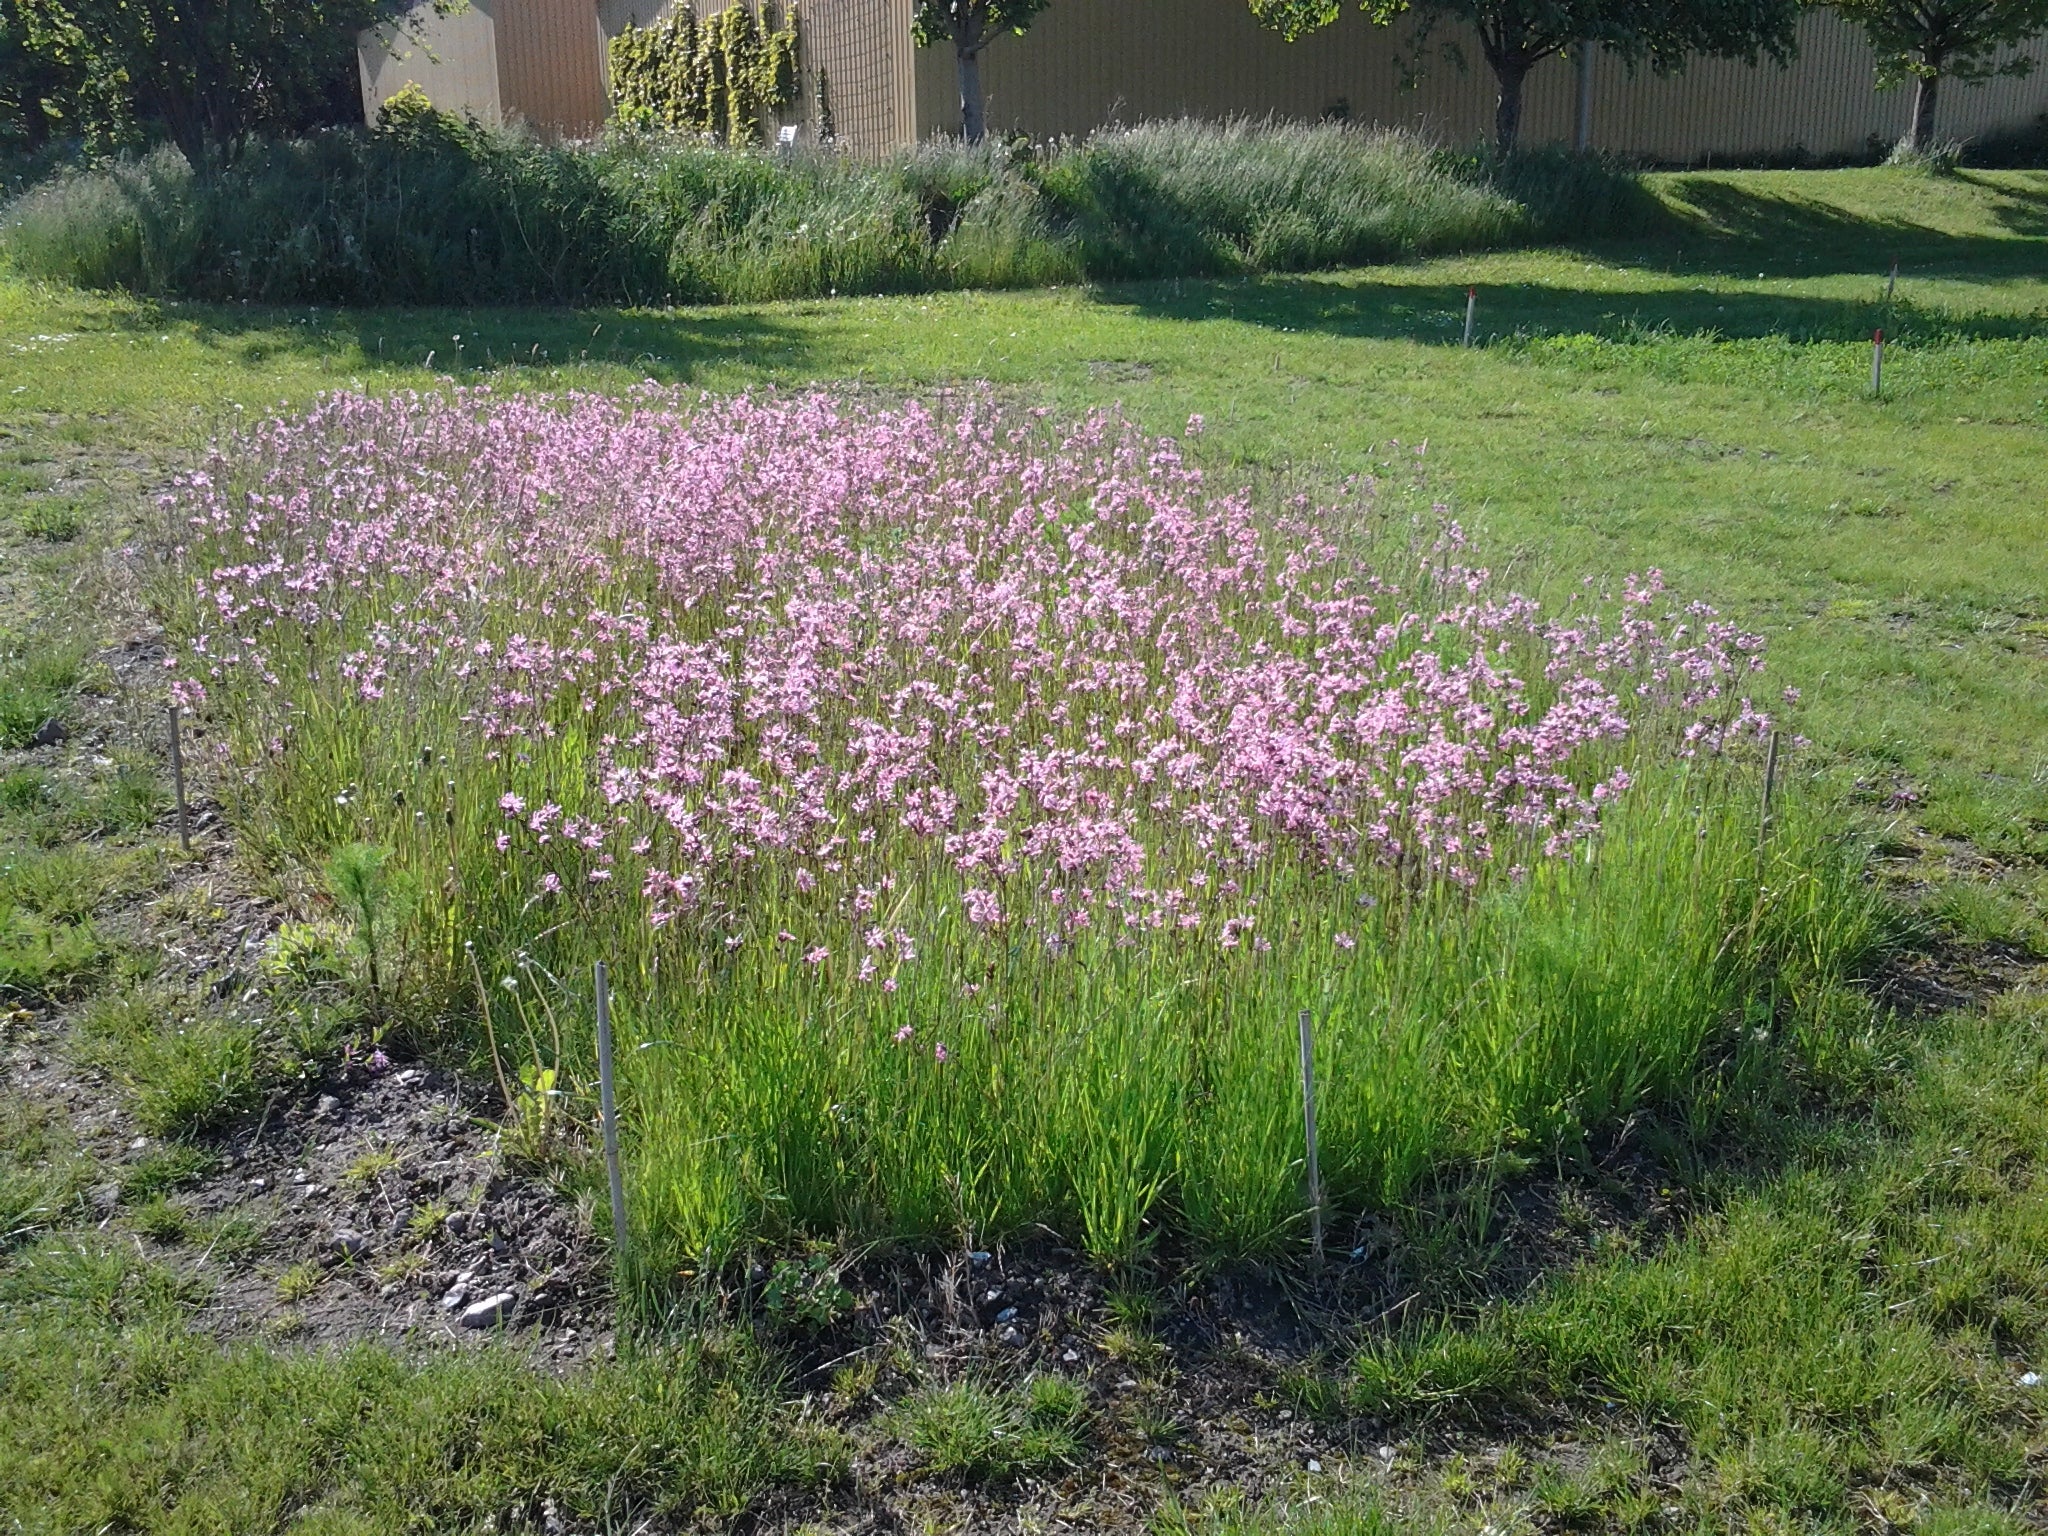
[912,0,2048,161]
[497,0,611,136]
[374,0,2048,161]
[359,0,504,126]
[1587,13,2048,159]
[803,0,918,152]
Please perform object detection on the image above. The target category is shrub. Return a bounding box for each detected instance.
[1,119,1649,306]
[1043,118,1524,277]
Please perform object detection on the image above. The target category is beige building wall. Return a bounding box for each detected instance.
[912,0,2048,161]
[1587,13,2048,159]
[370,0,2047,161]
[497,0,611,135]
[362,0,608,138]
[802,0,919,152]
[360,0,504,126]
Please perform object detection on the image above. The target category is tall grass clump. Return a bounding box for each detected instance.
[3,117,1644,305]
[1044,119,1523,277]
[161,386,1875,1290]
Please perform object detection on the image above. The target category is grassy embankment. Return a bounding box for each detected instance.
[1,165,2044,1531]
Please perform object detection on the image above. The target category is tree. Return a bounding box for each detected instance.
[1250,0,1801,153]
[1824,0,2048,150]
[13,0,452,165]
[912,0,1049,143]
[0,0,91,148]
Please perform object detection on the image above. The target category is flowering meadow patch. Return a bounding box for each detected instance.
[166,388,1875,1280]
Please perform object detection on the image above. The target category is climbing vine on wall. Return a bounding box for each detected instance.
[609,2,800,142]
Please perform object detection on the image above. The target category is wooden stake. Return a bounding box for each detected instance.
[1885,259,1898,302]
[1462,287,1477,348]
[1759,728,1782,860]
[594,961,629,1262]
[1298,1008,1323,1264]
[167,704,190,852]
[1871,328,1885,397]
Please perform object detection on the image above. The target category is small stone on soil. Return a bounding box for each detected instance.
[458,1292,517,1329]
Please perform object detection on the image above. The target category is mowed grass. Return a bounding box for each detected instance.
[1,164,2045,1531]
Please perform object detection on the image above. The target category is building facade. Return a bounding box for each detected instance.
[360,0,2048,162]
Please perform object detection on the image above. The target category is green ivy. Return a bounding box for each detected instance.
[608,2,800,145]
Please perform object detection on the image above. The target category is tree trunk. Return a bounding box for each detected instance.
[955,32,985,143]
[1493,58,1529,155]
[1909,69,1939,151]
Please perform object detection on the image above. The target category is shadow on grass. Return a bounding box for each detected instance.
[1101,272,2038,348]
[1618,172,2048,281]
[159,300,854,386]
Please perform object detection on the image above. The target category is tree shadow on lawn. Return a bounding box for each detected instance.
[159,299,854,386]
[1617,172,2048,281]
[1955,168,2048,239]
[1102,271,2037,350]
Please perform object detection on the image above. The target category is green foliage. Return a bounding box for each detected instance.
[259,919,351,988]
[609,3,800,144]
[0,121,1645,305]
[79,761,166,836]
[14,495,84,540]
[119,1144,217,1203]
[1249,0,1802,150]
[123,1018,261,1138]
[76,983,264,1138]
[1340,989,2048,1526]
[911,0,1052,47]
[499,1061,577,1172]
[0,1098,85,1250]
[620,782,1877,1278]
[912,0,1052,140]
[0,634,80,748]
[0,1236,836,1527]
[10,0,450,164]
[128,1194,189,1243]
[0,902,99,998]
[893,1376,1087,1479]
[759,1250,855,1330]
[370,81,455,143]
[1823,0,2048,148]
[1824,0,2048,89]
[324,840,414,1027]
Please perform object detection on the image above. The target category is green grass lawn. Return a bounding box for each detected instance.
[3,163,2046,1533]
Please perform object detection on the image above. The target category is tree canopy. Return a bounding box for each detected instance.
[1823,0,2048,148]
[912,0,1052,142]
[1250,0,1801,151]
[10,0,448,163]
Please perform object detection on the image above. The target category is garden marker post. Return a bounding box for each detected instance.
[1463,288,1477,347]
[594,962,628,1262]
[1872,330,1885,397]
[1886,259,1898,303]
[167,705,190,852]
[1759,728,1781,871]
[1298,1008,1324,1263]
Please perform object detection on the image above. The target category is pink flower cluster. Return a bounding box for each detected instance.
[168,387,1770,947]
